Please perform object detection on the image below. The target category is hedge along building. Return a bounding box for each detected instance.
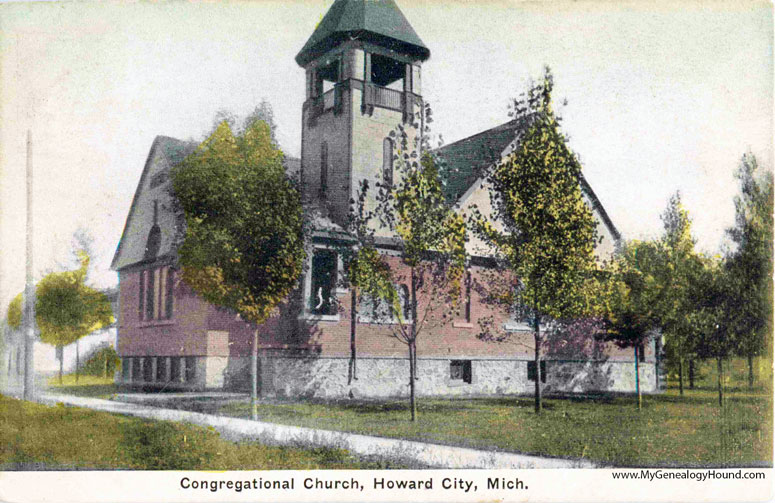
[111,0,664,397]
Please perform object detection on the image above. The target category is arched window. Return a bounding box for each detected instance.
[382,137,394,186]
[320,142,328,200]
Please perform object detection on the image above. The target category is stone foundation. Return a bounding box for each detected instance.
[117,354,659,396]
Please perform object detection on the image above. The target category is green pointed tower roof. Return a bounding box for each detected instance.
[296,0,430,67]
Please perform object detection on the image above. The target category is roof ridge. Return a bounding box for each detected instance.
[434,118,520,153]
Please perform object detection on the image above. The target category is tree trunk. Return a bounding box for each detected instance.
[409,342,417,421]
[409,267,418,422]
[75,340,80,384]
[348,288,357,385]
[58,345,63,385]
[534,318,542,414]
[717,356,723,407]
[251,330,258,421]
[678,357,683,396]
[635,345,642,410]
[103,354,108,379]
[747,354,754,389]
[688,359,695,389]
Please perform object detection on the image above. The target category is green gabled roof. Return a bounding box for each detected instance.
[435,119,524,204]
[434,118,621,241]
[296,0,430,66]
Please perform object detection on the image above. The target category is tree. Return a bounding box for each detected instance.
[171,118,305,420]
[7,250,114,384]
[336,179,395,385]
[470,68,601,413]
[604,240,662,409]
[655,192,699,396]
[691,254,736,406]
[726,153,773,388]
[369,107,467,421]
[207,99,278,143]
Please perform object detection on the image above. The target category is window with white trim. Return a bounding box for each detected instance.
[310,249,337,315]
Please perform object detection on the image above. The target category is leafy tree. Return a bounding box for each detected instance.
[603,240,663,409]
[470,68,601,413]
[80,343,121,378]
[207,99,278,143]
[171,119,305,420]
[7,250,114,384]
[336,179,395,384]
[725,153,773,388]
[655,192,699,395]
[691,254,736,406]
[367,108,467,421]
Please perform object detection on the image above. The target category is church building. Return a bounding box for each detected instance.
[111,0,663,398]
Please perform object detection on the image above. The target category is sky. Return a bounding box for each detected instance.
[0,0,772,310]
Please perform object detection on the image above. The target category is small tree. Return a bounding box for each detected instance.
[335,179,395,384]
[470,68,601,413]
[604,240,662,409]
[171,119,305,420]
[726,153,773,388]
[368,109,466,421]
[7,250,113,384]
[655,192,699,395]
[691,254,736,406]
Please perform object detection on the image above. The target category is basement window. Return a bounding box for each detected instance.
[450,360,472,384]
[527,361,547,383]
[170,357,181,382]
[184,356,196,383]
[155,357,166,382]
[122,358,130,382]
[131,358,141,382]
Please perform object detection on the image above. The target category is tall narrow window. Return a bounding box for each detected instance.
[320,142,328,201]
[157,268,165,319]
[138,270,145,321]
[145,268,155,320]
[165,268,174,319]
[464,270,472,323]
[310,249,337,315]
[383,138,394,186]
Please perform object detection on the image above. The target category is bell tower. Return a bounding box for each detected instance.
[296,0,430,226]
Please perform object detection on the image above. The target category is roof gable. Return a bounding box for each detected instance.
[296,0,429,66]
[437,118,621,243]
[111,138,301,271]
[110,136,196,271]
[434,119,524,204]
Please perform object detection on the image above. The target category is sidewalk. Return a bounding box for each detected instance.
[25,392,594,469]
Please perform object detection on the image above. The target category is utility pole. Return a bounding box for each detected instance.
[23,130,36,400]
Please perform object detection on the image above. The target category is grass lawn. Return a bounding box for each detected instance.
[0,394,397,470]
[217,389,771,468]
[45,359,773,468]
[46,374,120,399]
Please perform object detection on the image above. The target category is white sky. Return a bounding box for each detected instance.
[0,0,772,309]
